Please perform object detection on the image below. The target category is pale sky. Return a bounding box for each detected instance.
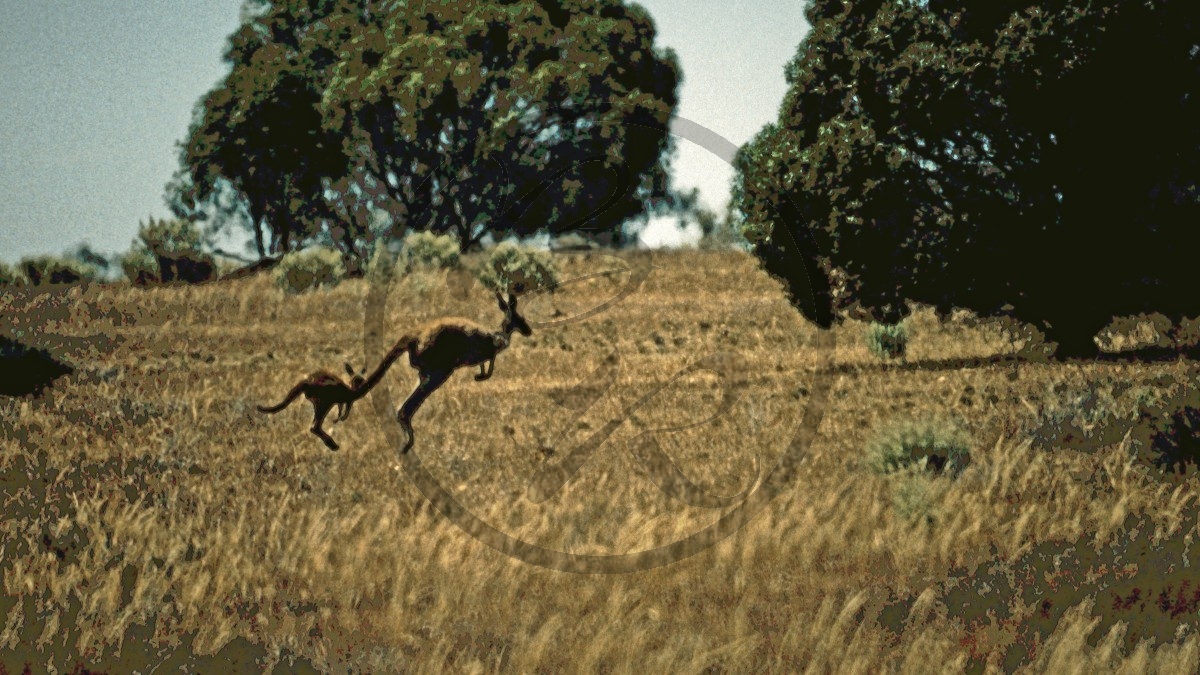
[0,1,810,262]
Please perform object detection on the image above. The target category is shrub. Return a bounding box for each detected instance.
[19,256,95,286]
[122,218,216,285]
[891,470,946,525]
[272,247,346,294]
[155,250,216,284]
[477,241,559,295]
[1023,377,1183,454]
[865,418,972,476]
[865,321,908,360]
[136,217,207,256]
[366,243,399,283]
[401,232,460,271]
[0,261,27,286]
[121,248,159,286]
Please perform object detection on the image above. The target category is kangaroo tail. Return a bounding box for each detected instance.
[256,382,305,413]
[358,335,419,394]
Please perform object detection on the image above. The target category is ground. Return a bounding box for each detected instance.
[1,249,1199,673]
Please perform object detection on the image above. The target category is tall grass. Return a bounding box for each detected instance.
[2,250,1199,672]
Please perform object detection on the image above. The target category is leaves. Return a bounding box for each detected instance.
[737,0,1200,351]
[174,0,682,258]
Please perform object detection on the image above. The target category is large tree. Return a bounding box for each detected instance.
[736,0,1200,358]
[173,0,681,259]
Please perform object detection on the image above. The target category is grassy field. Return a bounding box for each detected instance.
[3,249,1200,673]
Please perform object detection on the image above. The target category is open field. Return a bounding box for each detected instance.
[3,249,1200,673]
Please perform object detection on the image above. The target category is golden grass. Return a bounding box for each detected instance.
[2,249,1200,673]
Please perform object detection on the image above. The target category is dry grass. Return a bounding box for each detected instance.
[3,249,1200,673]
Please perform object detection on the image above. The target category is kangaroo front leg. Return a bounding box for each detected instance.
[311,402,339,451]
[396,370,450,454]
[475,359,494,381]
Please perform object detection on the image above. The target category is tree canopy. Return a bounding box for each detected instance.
[172,0,682,261]
[735,0,1200,358]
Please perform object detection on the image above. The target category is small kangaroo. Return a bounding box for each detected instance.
[257,353,403,451]
[390,291,532,454]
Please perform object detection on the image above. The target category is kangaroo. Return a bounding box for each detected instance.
[389,291,532,454]
[257,352,405,450]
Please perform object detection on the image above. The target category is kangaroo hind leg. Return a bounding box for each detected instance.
[397,370,451,454]
[311,401,340,451]
[475,359,494,381]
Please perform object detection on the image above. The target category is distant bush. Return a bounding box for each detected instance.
[19,256,96,286]
[123,217,215,285]
[891,470,946,525]
[272,247,346,294]
[865,321,909,360]
[136,217,207,256]
[401,232,460,271]
[477,242,559,295]
[0,261,27,286]
[866,418,972,476]
[366,243,399,283]
[67,244,113,276]
[121,248,159,286]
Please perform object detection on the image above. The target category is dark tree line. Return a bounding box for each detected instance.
[736,0,1200,358]
[171,0,683,263]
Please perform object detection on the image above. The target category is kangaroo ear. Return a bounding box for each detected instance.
[496,291,508,311]
[345,362,355,376]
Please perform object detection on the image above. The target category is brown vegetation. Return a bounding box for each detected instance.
[2,250,1199,672]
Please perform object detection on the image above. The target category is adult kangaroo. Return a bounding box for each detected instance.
[389,291,532,454]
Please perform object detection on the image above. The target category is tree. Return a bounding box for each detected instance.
[735,0,1200,358]
[172,0,350,260]
[173,0,683,261]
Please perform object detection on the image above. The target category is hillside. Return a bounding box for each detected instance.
[2,249,1199,673]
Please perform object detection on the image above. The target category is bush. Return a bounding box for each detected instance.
[121,247,160,286]
[865,418,972,476]
[865,321,909,360]
[891,470,946,525]
[401,232,460,271]
[19,256,95,286]
[122,218,216,285]
[0,261,27,286]
[476,241,559,295]
[366,242,399,283]
[272,247,346,294]
[136,217,207,256]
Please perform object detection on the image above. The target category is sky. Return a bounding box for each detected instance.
[0,0,811,263]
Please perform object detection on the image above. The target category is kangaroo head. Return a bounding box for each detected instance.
[496,291,532,338]
[344,362,367,390]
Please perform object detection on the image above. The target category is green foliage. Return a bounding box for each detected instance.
[476,242,559,295]
[1024,377,1184,454]
[737,1,1200,357]
[891,470,945,525]
[365,242,398,284]
[121,248,160,286]
[68,244,112,275]
[272,247,346,294]
[19,256,96,286]
[121,218,215,285]
[866,418,972,476]
[0,261,27,286]
[135,217,207,257]
[695,204,749,251]
[865,321,909,360]
[401,232,460,271]
[173,0,683,259]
